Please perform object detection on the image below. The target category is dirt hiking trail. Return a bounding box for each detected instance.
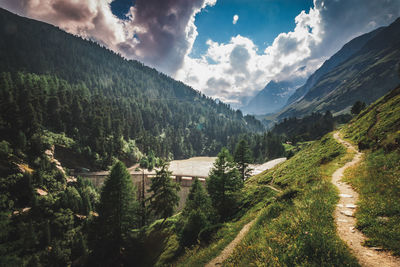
[205,218,256,267]
[205,158,286,267]
[333,132,400,267]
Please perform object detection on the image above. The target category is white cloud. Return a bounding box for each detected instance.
[177,0,400,107]
[233,14,239,24]
[1,0,399,107]
[176,35,273,106]
[0,0,216,75]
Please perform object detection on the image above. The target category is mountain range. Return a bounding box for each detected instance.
[240,80,301,115]
[0,7,264,167]
[285,27,383,106]
[275,17,400,120]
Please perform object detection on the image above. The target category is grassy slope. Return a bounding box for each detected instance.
[175,134,359,266]
[153,86,400,266]
[127,185,276,267]
[175,210,259,267]
[171,86,400,265]
[224,135,358,266]
[175,187,277,266]
[343,86,400,255]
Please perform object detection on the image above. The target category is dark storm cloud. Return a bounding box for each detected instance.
[119,0,214,74]
[51,0,92,22]
[0,0,215,75]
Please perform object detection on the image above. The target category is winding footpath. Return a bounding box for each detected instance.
[205,218,256,267]
[333,132,400,267]
[205,158,286,267]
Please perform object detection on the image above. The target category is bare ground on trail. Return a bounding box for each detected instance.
[205,218,256,267]
[333,132,400,267]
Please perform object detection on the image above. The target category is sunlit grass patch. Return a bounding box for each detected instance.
[343,150,400,255]
[223,134,359,266]
[175,208,259,267]
[342,86,400,255]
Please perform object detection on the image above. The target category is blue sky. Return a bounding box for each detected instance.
[190,0,313,57]
[109,0,314,58]
[110,0,135,18]
[2,0,399,107]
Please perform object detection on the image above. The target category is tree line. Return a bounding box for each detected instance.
[0,134,256,266]
[0,9,265,169]
[90,144,250,266]
[0,71,266,170]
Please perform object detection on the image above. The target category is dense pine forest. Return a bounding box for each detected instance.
[0,8,287,266]
[0,8,270,170]
[4,6,398,267]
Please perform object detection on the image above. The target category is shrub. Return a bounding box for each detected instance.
[198,223,223,245]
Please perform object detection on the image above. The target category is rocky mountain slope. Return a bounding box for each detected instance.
[241,80,300,115]
[277,18,400,119]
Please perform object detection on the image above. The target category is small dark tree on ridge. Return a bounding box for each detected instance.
[351,101,366,115]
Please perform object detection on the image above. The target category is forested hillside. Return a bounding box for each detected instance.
[271,111,335,143]
[0,8,265,169]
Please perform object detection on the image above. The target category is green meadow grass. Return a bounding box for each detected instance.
[343,86,400,255]
[175,188,277,267]
[343,151,400,255]
[223,135,359,266]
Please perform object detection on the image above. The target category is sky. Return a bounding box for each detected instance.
[1,0,400,108]
[189,0,313,58]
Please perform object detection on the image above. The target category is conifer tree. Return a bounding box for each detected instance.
[182,178,212,218]
[94,161,138,261]
[181,178,213,246]
[138,151,156,226]
[148,162,180,223]
[207,148,242,221]
[351,101,366,115]
[234,139,253,181]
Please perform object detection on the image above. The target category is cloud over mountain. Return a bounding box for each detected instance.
[1,0,399,107]
[177,0,400,107]
[0,0,216,75]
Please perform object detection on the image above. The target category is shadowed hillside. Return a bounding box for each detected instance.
[277,18,400,119]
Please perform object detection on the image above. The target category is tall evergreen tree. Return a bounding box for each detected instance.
[138,151,156,226]
[148,162,180,223]
[180,178,213,247]
[182,178,212,217]
[234,139,253,181]
[207,148,243,221]
[94,161,138,263]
